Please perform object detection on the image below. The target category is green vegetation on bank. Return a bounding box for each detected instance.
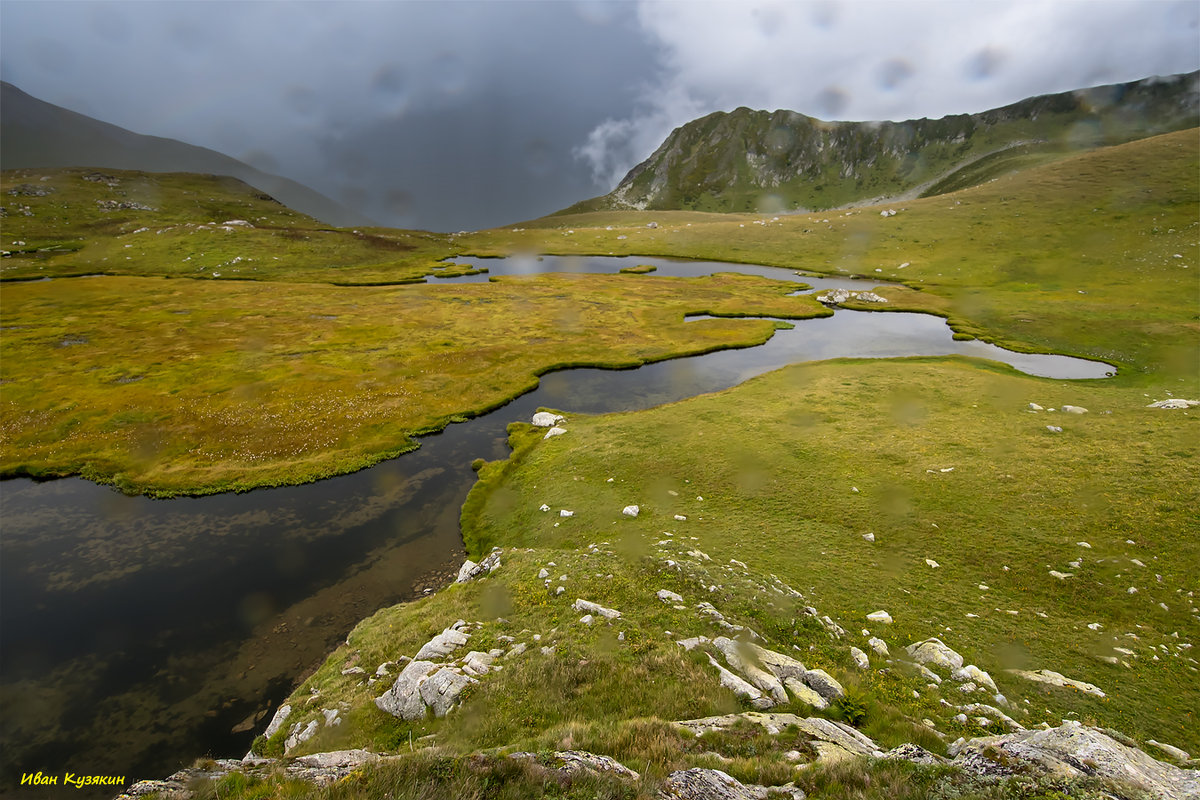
[477,130,1200,387]
[0,271,821,495]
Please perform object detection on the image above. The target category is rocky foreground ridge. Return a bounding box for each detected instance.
[118,541,1198,798]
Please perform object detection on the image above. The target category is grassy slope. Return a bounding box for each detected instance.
[226,131,1199,798]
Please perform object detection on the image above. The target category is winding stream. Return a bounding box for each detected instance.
[0,255,1112,792]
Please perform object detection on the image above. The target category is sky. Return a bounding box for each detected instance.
[1,0,1197,231]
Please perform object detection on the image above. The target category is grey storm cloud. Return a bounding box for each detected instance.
[1,0,1197,231]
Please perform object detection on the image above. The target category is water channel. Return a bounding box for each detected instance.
[0,255,1113,792]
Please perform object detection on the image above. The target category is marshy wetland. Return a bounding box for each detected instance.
[1,129,1197,798]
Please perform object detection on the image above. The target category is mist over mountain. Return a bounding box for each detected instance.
[0,82,374,228]
[562,71,1200,216]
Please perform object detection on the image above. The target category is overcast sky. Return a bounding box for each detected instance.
[2,0,1197,231]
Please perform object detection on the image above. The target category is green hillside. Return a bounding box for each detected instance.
[560,72,1198,216]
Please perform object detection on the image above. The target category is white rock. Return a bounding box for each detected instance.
[868,637,890,657]
[657,589,684,604]
[906,638,965,672]
[1006,669,1105,697]
[544,426,567,439]
[850,647,870,669]
[953,664,998,693]
[1049,570,1073,579]
[1028,403,1044,411]
[622,505,640,517]
[531,411,565,427]
[867,610,893,624]
[538,568,549,579]
[926,559,941,568]
[674,514,688,521]
[572,598,621,618]
[863,532,875,542]
[539,504,550,512]
[1061,405,1088,414]
[1148,398,1199,409]
[559,509,574,518]
[1046,425,1063,433]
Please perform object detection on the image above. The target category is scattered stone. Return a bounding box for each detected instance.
[748,642,808,680]
[953,665,997,692]
[285,719,319,753]
[455,549,502,583]
[531,411,566,427]
[1006,669,1105,697]
[674,514,688,521]
[883,743,947,765]
[926,559,940,568]
[1028,402,1044,411]
[783,677,828,709]
[1046,425,1063,433]
[798,669,845,703]
[676,636,711,651]
[538,568,550,579]
[1061,405,1088,414]
[539,504,550,512]
[544,426,567,439]
[261,704,292,740]
[1148,398,1199,409]
[868,637,889,657]
[866,610,893,624]
[1049,570,1073,579]
[622,505,640,517]
[850,646,870,669]
[560,509,574,518]
[657,589,684,604]
[573,598,621,618]
[862,532,875,542]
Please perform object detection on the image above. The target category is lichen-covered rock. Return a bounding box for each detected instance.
[455,549,502,583]
[905,637,964,672]
[952,664,997,693]
[950,722,1200,799]
[849,647,870,670]
[1006,668,1104,698]
[374,659,439,719]
[706,654,773,709]
[798,668,845,703]
[573,598,621,618]
[867,637,889,657]
[414,623,470,660]
[510,749,641,781]
[657,768,770,799]
[882,742,947,765]
[418,667,477,717]
[748,643,808,681]
[713,637,787,703]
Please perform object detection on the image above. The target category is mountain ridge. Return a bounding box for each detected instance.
[0,82,374,228]
[561,70,1199,216]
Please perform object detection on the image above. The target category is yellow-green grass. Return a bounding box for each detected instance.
[0,168,468,284]
[459,129,1199,384]
[0,272,824,495]
[459,358,1200,753]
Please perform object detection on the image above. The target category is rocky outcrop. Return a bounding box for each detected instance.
[949,722,1200,799]
[509,749,640,781]
[455,548,502,583]
[374,619,487,720]
[1006,668,1105,698]
[658,768,805,799]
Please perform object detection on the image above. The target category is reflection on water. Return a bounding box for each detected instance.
[0,254,1112,793]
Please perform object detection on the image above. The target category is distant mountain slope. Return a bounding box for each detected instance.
[561,71,1199,216]
[0,82,374,227]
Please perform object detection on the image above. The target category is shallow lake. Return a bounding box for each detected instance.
[0,255,1112,791]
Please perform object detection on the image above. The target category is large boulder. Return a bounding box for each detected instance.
[418,667,477,717]
[374,659,439,719]
[950,722,1200,799]
[905,638,964,672]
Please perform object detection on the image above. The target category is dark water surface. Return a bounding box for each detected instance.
[0,255,1112,794]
